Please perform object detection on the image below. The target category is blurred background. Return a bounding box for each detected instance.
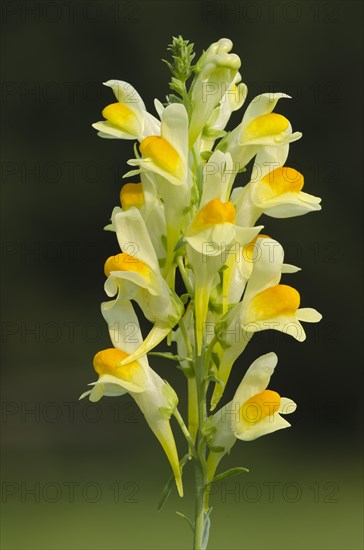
[1,1,363,548]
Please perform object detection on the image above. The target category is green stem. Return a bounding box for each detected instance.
[193,345,209,549]
[188,377,199,443]
[178,315,193,357]
[173,408,197,459]
[193,461,206,549]
[192,145,203,198]
[204,451,223,511]
[204,334,218,375]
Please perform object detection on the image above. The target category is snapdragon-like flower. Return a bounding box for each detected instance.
[80,302,183,496]
[105,207,182,323]
[92,80,160,140]
[106,174,167,261]
[128,103,189,187]
[104,207,183,364]
[127,104,191,275]
[233,146,322,225]
[218,93,302,169]
[189,38,241,145]
[186,195,260,354]
[205,352,296,480]
[211,236,320,408]
[231,235,321,341]
[201,73,247,153]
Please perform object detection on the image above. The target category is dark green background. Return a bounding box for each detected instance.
[1,1,363,548]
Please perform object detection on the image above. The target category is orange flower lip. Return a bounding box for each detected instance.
[249,284,300,320]
[102,102,140,135]
[260,167,304,195]
[243,113,289,141]
[140,136,183,178]
[120,182,145,210]
[93,348,142,382]
[189,199,236,233]
[104,253,151,278]
[241,389,281,423]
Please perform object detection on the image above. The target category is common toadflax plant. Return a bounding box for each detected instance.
[80,37,322,550]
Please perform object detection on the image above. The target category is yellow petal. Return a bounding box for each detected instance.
[260,167,304,195]
[93,348,144,383]
[102,103,140,135]
[189,199,236,234]
[241,389,280,423]
[140,136,182,178]
[244,113,289,141]
[249,284,300,320]
[120,182,145,210]
[104,253,151,278]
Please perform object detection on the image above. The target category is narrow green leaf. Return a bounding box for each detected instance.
[157,454,190,512]
[157,474,175,512]
[148,352,182,362]
[207,467,249,486]
[122,169,141,178]
[203,374,224,386]
[176,511,194,532]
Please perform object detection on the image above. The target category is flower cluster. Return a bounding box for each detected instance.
[81,37,322,542]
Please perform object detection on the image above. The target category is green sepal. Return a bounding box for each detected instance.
[216,336,231,351]
[211,351,220,370]
[208,445,225,453]
[200,150,213,161]
[161,234,168,250]
[180,293,190,304]
[208,300,224,315]
[166,93,184,105]
[201,420,217,444]
[202,128,227,140]
[174,237,186,252]
[158,382,179,419]
[214,316,232,349]
[168,313,180,328]
[169,77,186,96]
